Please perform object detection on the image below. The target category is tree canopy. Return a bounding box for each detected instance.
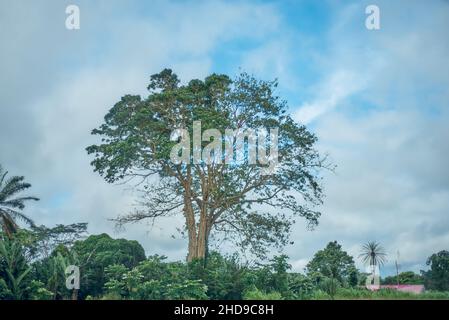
[306,241,358,286]
[422,250,449,291]
[86,69,327,261]
[71,233,146,298]
[382,271,423,285]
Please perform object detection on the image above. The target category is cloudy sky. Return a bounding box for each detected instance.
[1,0,448,276]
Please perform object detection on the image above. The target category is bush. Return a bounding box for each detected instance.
[103,257,208,300]
[188,251,249,299]
[243,288,283,300]
[28,280,53,300]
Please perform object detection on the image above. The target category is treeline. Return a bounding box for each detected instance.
[1,226,449,300]
[1,164,449,300]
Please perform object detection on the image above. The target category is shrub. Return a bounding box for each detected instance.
[243,288,283,300]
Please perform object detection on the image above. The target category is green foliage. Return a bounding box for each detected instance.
[288,273,316,299]
[103,256,207,300]
[382,271,423,285]
[330,287,449,300]
[48,251,73,299]
[165,280,208,300]
[28,280,53,300]
[71,233,146,298]
[27,223,88,259]
[422,250,449,291]
[86,69,326,260]
[0,277,11,299]
[357,272,369,286]
[306,241,358,287]
[2,224,449,300]
[243,288,282,300]
[2,164,449,301]
[188,251,249,299]
[359,241,387,267]
[258,255,291,297]
[0,165,39,237]
[0,236,32,299]
[319,277,340,299]
[104,264,128,282]
[0,235,52,300]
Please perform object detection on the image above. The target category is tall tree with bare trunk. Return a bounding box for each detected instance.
[87,69,328,261]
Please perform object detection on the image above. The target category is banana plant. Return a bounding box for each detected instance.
[0,237,32,299]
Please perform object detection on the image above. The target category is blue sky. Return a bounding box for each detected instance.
[1,0,449,276]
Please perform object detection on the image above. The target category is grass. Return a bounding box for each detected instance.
[308,288,449,300]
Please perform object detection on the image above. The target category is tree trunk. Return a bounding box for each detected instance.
[71,289,78,300]
[185,206,211,262]
[184,191,197,262]
[195,210,209,260]
[184,200,211,262]
[183,170,212,262]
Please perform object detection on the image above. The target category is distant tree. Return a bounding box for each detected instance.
[359,241,387,282]
[0,165,39,237]
[422,250,449,291]
[24,223,88,260]
[72,233,146,298]
[382,271,423,285]
[249,255,292,298]
[268,255,291,296]
[288,272,315,299]
[87,69,328,261]
[306,241,358,286]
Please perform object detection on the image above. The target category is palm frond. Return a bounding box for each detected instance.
[0,166,38,236]
[359,241,387,266]
[0,166,8,187]
[0,196,39,209]
[0,211,19,236]
[0,176,31,201]
[1,208,35,227]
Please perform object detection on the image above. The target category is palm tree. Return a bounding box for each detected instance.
[0,165,39,237]
[359,241,387,267]
[359,241,387,287]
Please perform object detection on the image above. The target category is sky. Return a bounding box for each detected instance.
[1,0,449,276]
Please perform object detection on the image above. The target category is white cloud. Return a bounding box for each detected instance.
[294,70,366,124]
[0,0,282,260]
[285,0,449,275]
[1,0,449,275]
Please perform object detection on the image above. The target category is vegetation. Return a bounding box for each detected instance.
[2,225,449,300]
[0,165,39,237]
[382,271,423,285]
[0,71,448,300]
[422,250,449,291]
[359,241,387,267]
[86,69,328,261]
[306,241,358,287]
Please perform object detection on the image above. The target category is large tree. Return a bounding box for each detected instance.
[87,69,327,261]
[422,250,449,291]
[306,241,358,286]
[0,165,39,237]
[382,271,423,285]
[70,233,146,298]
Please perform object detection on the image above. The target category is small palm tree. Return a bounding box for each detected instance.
[359,241,387,287]
[359,241,387,267]
[0,165,39,237]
